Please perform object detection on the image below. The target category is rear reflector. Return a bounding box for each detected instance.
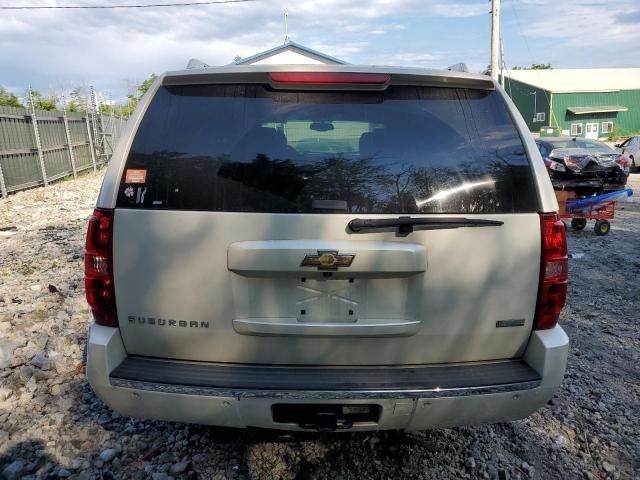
[85,208,118,327]
[269,72,391,85]
[534,213,568,330]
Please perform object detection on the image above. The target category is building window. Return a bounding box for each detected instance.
[570,123,583,136]
[601,122,613,134]
[535,112,545,123]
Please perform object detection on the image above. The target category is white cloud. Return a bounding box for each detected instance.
[505,0,640,66]
[368,52,441,67]
[310,42,370,58]
[1,0,638,99]
[0,0,490,97]
[343,23,406,34]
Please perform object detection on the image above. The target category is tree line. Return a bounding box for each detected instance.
[482,63,552,75]
[0,73,158,116]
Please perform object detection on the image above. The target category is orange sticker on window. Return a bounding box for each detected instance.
[125,169,147,184]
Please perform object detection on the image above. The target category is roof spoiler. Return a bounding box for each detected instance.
[163,65,495,91]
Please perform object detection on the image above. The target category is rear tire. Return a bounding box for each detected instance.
[571,218,587,231]
[594,219,610,236]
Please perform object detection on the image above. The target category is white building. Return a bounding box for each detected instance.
[232,40,346,66]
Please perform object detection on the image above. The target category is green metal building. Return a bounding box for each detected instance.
[503,68,640,139]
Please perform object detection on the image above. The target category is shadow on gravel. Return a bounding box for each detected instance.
[0,440,64,478]
[58,377,569,480]
[2,367,585,480]
[61,380,475,479]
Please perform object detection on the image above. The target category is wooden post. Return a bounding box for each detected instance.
[0,160,7,198]
[28,87,48,187]
[85,113,97,172]
[62,107,78,178]
[99,111,107,160]
[109,111,116,157]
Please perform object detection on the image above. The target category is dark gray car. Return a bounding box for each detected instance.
[536,137,631,195]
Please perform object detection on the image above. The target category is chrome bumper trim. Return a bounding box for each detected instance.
[109,378,542,400]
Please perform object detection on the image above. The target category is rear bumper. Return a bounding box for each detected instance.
[86,323,569,431]
[551,177,627,192]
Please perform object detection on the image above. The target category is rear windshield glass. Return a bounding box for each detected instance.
[117,84,538,213]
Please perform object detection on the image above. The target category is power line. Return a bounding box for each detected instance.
[0,0,255,10]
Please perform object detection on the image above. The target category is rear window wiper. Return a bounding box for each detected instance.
[348,216,504,234]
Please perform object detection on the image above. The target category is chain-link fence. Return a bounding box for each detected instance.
[0,104,127,198]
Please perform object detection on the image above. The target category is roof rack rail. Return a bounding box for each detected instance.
[186,58,210,70]
[446,63,468,73]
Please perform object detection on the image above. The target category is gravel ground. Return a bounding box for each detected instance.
[0,172,638,480]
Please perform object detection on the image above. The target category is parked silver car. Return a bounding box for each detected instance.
[615,136,640,172]
[85,65,569,431]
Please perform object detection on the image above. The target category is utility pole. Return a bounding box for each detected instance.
[490,0,501,81]
[500,37,506,88]
[284,9,289,43]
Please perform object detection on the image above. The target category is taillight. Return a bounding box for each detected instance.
[269,72,391,85]
[563,156,580,170]
[534,213,568,330]
[548,160,566,172]
[85,208,118,327]
[615,155,631,169]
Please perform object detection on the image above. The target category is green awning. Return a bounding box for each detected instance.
[567,106,628,115]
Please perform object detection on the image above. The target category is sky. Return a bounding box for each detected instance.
[1,0,640,101]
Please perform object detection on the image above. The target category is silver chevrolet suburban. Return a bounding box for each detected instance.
[85,65,569,432]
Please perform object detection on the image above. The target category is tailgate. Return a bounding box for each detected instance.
[114,210,540,365]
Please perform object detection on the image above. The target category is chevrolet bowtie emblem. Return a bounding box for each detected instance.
[301,250,355,270]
